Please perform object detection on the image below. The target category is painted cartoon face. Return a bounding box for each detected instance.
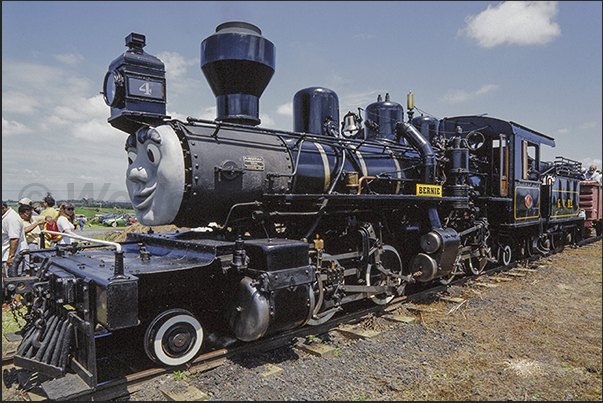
[125,125,185,226]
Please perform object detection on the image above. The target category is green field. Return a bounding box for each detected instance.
[6,204,132,214]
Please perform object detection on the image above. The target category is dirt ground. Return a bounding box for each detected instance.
[2,240,601,401]
[395,239,602,401]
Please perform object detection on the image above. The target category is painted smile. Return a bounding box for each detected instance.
[132,183,157,210]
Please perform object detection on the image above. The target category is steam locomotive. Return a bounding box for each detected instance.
[3,22,601,397]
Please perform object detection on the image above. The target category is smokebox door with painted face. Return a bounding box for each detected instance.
[125,125,185,225]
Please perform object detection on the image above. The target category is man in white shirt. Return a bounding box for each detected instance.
[585,165,602,183]
[2,201,29,276]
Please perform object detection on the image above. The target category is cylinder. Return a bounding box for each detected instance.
[364,94,404,140]
[293,87,340,136]
[410,253,438,282]
[420,231,442,254]
[411,115,440,143]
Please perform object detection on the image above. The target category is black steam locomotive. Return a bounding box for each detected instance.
[3,22,599,397]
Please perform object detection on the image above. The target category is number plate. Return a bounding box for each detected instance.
[128,77,164,100]
[416,184,442,197]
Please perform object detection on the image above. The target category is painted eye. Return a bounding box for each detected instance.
[127,151,137,165]
[146,143,161,165]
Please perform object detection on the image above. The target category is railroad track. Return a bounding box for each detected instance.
[3,235,601,401]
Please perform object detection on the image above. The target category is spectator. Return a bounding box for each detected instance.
[18,197,33,209]
[2,201,28,276]
[18,197,32,206]
[18,198,40,217]
[585,165,602,183]
[19,204,48,251]
[40,195,59,220]
[56,202,77,245]
[32,202,43,216]
[79,217,85,231]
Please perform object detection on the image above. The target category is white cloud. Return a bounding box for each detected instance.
[259,113,275,127]
[165,110,191,122]
[340,90,383,113]
[443,84,499,103]
[54,52,84,65]
[2,61,92,116]
[460,1,561,48]
[3,62,79,92]
[72,117,124,143]
[581,158,602,170]
[578,121,597,130]
[353,33,374,41]
[32,94,123,143]
[156,51,206,111]
[157,51,196,80]
[199,106,217,121]
[277,102,293,116]
[2,117,33,137]
[2,91,41,114]
[52,94,105,122]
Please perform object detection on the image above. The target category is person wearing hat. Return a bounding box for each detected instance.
[18,197,33,206]
[19,198,40,217]
[19,204,49,251]
[2,200,29,276]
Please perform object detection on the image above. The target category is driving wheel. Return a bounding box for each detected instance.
[525,236,538,257]
[440,261,464,285]
[498,244,512,266]
[365,245,403,305]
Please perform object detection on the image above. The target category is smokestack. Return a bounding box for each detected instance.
[200,22,275,126]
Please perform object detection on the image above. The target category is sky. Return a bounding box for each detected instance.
[2,1,602,202]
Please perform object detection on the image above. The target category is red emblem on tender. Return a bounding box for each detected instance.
[524,194,533,209]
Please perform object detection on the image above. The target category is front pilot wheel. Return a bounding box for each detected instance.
[144,309,203,366]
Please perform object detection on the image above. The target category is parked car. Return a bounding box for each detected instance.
[125,215,137,225]
[102,215,127,227]
[96,213,118,225]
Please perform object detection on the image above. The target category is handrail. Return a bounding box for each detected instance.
[357,176,377,195]
[41,230,122,253]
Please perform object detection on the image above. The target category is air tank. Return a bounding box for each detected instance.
[201,22,275,126]
[293,87,340,136]
[411,115,440,143]
[364,93,404,141]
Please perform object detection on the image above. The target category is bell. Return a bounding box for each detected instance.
[341,112,359,137]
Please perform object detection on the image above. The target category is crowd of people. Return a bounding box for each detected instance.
[2,195,78,276]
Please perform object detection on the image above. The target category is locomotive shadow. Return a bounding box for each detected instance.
[228,344,301,370]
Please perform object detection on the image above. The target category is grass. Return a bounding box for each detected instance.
[2,305,27,335]
[75,207,135,217]
[6,203,133,217]
[173,370,189,381]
